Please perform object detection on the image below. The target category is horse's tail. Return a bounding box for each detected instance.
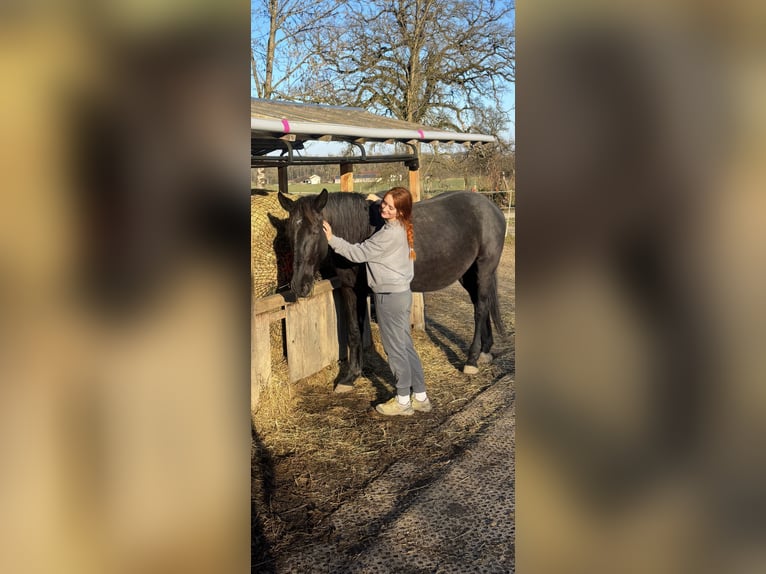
[489,271,506,335]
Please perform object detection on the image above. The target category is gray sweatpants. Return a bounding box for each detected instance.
[374,290,426,397]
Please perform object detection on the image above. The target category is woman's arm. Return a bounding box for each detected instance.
[323,221,391,263]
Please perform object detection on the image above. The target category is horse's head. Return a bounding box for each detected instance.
[278,189,329,298]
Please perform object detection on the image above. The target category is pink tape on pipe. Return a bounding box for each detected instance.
[417,129,425,139]
[281,119,291,133]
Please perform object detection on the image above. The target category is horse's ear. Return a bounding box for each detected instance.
[313,188,329,212]
[267,212,285,230]
[277,191,294,212]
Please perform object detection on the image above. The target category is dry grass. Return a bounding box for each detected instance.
[253,225,515,559]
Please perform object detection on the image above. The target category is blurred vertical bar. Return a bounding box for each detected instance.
[517,1,766,573]
[0,1,250,573]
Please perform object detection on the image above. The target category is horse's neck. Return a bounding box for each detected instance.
[326,200,374,243]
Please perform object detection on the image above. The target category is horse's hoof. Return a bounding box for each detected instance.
[478,352,493,365]
[334,384,354,394]
[463,365,479,375]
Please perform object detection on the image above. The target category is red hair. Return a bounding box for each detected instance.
[384,187,416,260]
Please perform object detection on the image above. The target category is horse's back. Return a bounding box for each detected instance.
[412,191,506,291]
[415,191,506,246]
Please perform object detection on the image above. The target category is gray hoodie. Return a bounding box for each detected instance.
[328,219,413,293]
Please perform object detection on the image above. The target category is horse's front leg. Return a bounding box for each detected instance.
[334,285,363,391]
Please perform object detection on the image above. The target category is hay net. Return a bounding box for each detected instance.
[251,190,293,300]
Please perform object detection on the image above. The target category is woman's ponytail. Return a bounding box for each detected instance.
[405,220,416,260]
[385,187,417,260]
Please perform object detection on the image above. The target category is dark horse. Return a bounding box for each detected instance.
[278,189,506,388]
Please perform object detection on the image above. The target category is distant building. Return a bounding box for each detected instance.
[333,172,382,184]
[302,174,322,184]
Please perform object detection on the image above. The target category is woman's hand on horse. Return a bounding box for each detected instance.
[322,220,333,240]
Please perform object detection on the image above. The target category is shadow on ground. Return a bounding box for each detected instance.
[252,424,276,573]
[424,319,468,371]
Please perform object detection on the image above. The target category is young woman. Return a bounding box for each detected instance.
[322,187,430,416]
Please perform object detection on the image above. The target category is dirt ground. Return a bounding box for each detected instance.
[253,215,515,566]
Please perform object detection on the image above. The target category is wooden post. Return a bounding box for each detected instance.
[340,163,354,192]
[407,150,425,331]
[277,166,289,194]
[252,311,271,413]
[410,294,425,331]
[408,164,421,202]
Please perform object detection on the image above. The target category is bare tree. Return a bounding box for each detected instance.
[296,0,514,130]
[251,0,346,99]
[464,104,514,190]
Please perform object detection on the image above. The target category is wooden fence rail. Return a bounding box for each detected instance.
[252,278,343,411]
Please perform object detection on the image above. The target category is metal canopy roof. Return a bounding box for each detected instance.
[251,99,496,167]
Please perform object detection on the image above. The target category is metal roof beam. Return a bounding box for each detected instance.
[251,137,421,168]
[250,117,496,144]
[251,153,417,168]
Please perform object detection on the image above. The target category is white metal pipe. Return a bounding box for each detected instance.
[250,117,496,143]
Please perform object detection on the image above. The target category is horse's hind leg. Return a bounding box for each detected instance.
[477,267,501,365]
[459,264,488,374]
[460,260,500,374]
[478,314,494,364]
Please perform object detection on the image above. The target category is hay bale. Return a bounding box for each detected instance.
[251,190,293,299]
[252,190,294,414]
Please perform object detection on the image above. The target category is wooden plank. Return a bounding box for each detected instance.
[318,289,340,369]
[285,288,342,382]
[254,292,288,315]
[284,300,304,381]
[284,292,315,382]
[252,312,272,412]
[254,278,339,315]
[267,309,286,322]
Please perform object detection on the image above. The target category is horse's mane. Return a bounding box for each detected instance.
[321,193,376,244]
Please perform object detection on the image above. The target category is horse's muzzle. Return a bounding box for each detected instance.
[292,278,314,298]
